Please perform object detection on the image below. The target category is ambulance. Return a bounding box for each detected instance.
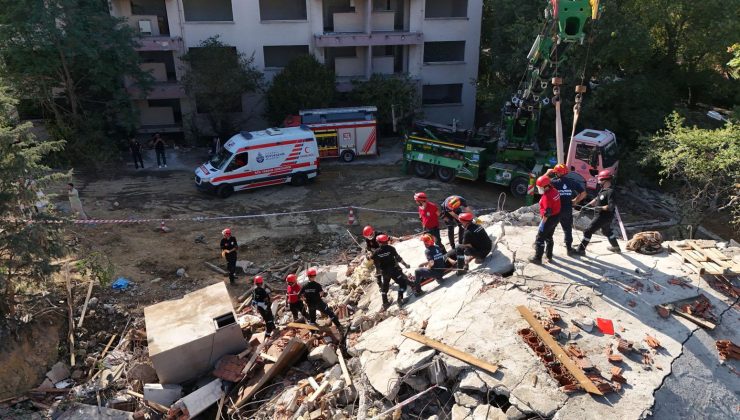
[283,106,378,162]
[194,126,319,198]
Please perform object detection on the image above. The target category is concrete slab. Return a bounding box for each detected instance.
[56,403,133,420]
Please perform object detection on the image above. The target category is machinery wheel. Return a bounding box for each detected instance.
[510,177,529,197]
[216,184,234,199]
[290,173,308,186]
[435,166,456,182]
[340,150,355,162]
[413,162,434,178]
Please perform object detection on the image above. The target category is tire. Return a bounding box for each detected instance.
[413,161,434,178]
[510,177,529,197]
[216,184,233,199]
[291,173,308,186]
[435,166,456,183]
[340,150,355,162]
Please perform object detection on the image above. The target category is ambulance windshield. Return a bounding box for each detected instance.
[209,148,232,170]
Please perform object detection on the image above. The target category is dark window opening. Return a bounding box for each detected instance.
[225,152,249,172]
[182,0,233,22]
[214,313,236,328]
[322,0,355,32]
[139,51,177,82]
[425,0,468,18]
[423,41,465,63]
[131,0,170,35]
[259,0,307,20]
[422,84,463,105]
[263,45,310,68]
[147,99,182,123]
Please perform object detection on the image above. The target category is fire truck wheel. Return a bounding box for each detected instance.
[290,173,308,186]
[340,150,356,162]
[435,166,455,182]
[413,162,434,178]
[510,177,528,197]
[216,184,234,199]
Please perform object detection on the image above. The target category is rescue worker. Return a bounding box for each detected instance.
[573,170,621,255]
[453,212,493,272]
[220,228,238,284]
[439,195,474,249]
[371,234,411,309]
[529,175,561,264]
[414,192,445,252]
[547,164,587,255]
[285,274,309,323]
[300,267,343,330]
[412,234,452,295]
[363,225,386,288]
[252,276,275,337]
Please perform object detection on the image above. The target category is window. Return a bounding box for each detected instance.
[425,0,467,18]
[210,148,233,170]
[259,0,307,21]
[226,152,249,172]
[575,143,599,167]
[263,45,310,68]
[182,0,233,22]
[601,141,619,168]
[214,313,236,328]
[422,84,463,105]
[423,41,465,63]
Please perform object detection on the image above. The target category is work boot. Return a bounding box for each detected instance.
[566,246,577,256]
[307,320,317,326]
[545,245,554,261]
[571,246,585,256]
[528,255,542,264]
[381,294,391,310]
[607,246,621,253]
[457,263,469,276]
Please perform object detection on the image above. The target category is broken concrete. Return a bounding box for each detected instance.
[143,383,182,406]
[173,378,222,418]
[46,362,70,384]
[471,404,507,420]
[459,371,487,393]
[451,404,472,420]
[308,345,339,365]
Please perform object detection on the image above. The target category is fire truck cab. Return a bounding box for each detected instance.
[284,106,378,162]
[566,129,619,192]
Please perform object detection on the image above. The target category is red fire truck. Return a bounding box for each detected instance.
[283,106,378,162]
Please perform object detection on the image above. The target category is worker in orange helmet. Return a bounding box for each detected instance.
[545,163,587,255]
[529,175,561,264]
[412,234,453,295]
[285,274,308,323]
[251,276,275,337]
[573,170,621,255]
[439,195,474,249]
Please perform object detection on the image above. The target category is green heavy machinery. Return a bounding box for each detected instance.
[403,0,600,197]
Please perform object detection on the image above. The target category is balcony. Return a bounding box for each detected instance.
[135,36,184,52]
[332,10,395,32]
[315,32,422,47]
[127,82,186,100]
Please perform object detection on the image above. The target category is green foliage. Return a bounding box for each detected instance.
[640,113,740,230]
[0,0,151,167]
[75,251,114,287]
[181,36,264,139]
[0,83,68,318]
[349,74,419,130]
[264,55,335,125]
[729,44,740,80]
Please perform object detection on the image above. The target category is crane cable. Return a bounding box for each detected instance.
[569,5,601,148]
[552,3,564,163]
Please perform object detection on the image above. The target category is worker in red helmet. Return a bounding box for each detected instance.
[529,175,561,264]
[414,192,445,252]
[285,274,308,323]
[545,164,587,255]
[362,225,397,288]
[412,234,453,295]
[452,212,493,273]
[251,276,275,337]
[573,170,621,255]
[439,195,474,249]
[220,228,238,285]
[299,267,343,330]
[371,234,411,309]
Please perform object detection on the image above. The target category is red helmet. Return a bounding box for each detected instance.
[286,274,297,283]
[421,234,435,246]
[362,225,374,238]
[447,196,462,210]
[376,234,389,243]
[553,163,568,177]
[597,169,613,181]
[222,228,231,236]
[536,175,551,188]
[414,192,427,201]
[459,212,474,222]
[307,267,318,277]
[254,275,264,285]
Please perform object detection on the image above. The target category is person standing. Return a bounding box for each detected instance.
[152,133,167,168]
[440,195,474,249]
[547,164,586,255]
[220,228,238,284]
[414,192,445,252]
[285,274,309,323]
[251,276,275,337]
[412,234,452,295]
[573,170,621,255]
[67,183,88,220]
[362,225,385,288]
[371,235,411,309]
[129,137,144,169]
[299,267,343,330]
[529,176,561,264]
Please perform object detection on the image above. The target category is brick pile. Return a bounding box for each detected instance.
[165,406,189,420]
[680,294,718,323]
[518,328,579,390]
[213,355,247,382]
[715,340,740,361]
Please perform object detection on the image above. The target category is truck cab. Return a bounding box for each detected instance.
[566,129,619,191]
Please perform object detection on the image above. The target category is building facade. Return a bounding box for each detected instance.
[110,0,482,137]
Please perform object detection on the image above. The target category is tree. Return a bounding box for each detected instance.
[0,83,68,318]
[640,113,740,232]
[264,55,335,125]
[181,36,264,139]
[350,74,419,132]
[0,0,151,166]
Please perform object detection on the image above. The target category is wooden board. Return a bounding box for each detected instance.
[401,332,498,375]
[517,306,603,395]
[336,349,352,387]
[288,322,320,331]
[667,244,705,275]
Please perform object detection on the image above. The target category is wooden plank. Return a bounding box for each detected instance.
[307,380,330,403]
[517,306,603,395]
[77,278,95,329]
[87,334,117,379]
[64,264,76,367]
[336,349,353,387]
[205,261,228,275]
[657,304,716,330]
[687,250,708,262]
[307,377,321,391]
[259,352,278,363]
[288,322,320,331]
[401,332,498,375]
[667,244,705,275]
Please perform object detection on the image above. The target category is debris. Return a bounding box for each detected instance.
[111,277,131,290]
[656,294,718,329]
[628,300,637,307]
[596,318,615,335]
[546,307,561,322]
[626,231,663,254]
[336,348,353,387]
[46,361,71,384]
[308,344,339,365]
[56,403,134,420]
[213,355,247,382]
[542,285,558,299]
[716,340,740,361]
[143,384,182,407]
[175,268,187,277]
[204,261,228,275]
[572,317,594,332]
[617,339,634,354]
[77,278,95,329]
[657,306,671,318]
[667,278,693,289]
[170,378,223,418]
[401,331,498,374]
[644,335,662,349]
[127,362,158,384]
[608,355,624,364]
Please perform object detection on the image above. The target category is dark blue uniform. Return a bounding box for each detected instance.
[550,175,585,249]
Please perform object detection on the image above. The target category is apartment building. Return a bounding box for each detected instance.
[110,0,482,137]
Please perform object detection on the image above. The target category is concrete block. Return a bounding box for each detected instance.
[451,404,471,420]
[144,383,182,406]
[46,362,70,383]
[459,371,487,393]
[176,378,223,418]
[127,363,158,383]
[471,404,507,420]
[308,345,338,365]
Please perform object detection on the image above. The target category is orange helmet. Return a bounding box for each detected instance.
[447,196,462,210]
[536,175,551,188]
[414,192,427,201]
[362,225,374,238]
[306,267,318,277]
[459,212,474,222]
[286,274,297,283]
[222,228,231,236]
[254,275,264,285]
[597,169,613,181]
[376,234,389,243]
[553,163,568,177]
[421,234,435,246]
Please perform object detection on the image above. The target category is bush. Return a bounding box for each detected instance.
[265,55,335,125]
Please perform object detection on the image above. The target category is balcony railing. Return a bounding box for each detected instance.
[135,36,184,52]
[315,31,422,47]
[332,10,395,32]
